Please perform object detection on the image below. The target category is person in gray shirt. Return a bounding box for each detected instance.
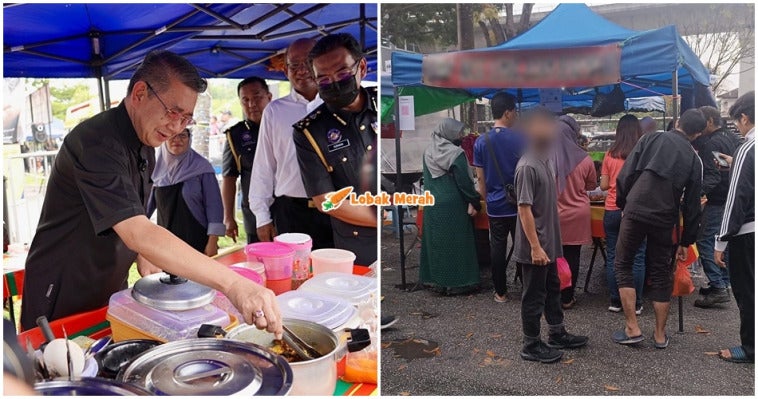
[514,107,588,363]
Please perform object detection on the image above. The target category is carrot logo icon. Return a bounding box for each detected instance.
[322,186,354,212]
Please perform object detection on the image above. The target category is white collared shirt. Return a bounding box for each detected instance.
[746,127,755,141]
[249,89,322,227]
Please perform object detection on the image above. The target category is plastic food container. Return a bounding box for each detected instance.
[245,242,295,280]
[310,249,355,275]
[299,272,377,306]
[276,290,357,331]
[107,289,234,343]
[229,261,267,285]
[274,233,313,283]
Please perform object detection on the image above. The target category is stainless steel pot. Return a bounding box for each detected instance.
[226,319,369,396]
[117,338,292,396]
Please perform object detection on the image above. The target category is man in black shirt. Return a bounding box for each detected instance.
[293,33,377,266]
[222,77,272,243]
[691,106,741,308]
[21,51,282,338]
[613,109,705,348]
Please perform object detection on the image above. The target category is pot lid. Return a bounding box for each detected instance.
[118,339,292,396]
[276,290,356,330]
[132,273,215,311]
[35,377,152,396]
[299,272,377,305]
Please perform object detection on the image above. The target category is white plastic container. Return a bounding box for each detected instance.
[107,289,230,342]
[276,290,356,331]
[299,272,377,306]
[310,249,355,275]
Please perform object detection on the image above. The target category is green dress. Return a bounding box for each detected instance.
[420,152,482,289]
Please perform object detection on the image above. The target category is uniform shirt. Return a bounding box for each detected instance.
[222,120,259,209]
[20,102,154,329]
[249,90,322,227]
[292,86,378,264]
[472,126,525,217]
[514,151,563,264]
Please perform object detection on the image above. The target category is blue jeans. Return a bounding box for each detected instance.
[697,204,730,289]
[604,210,645,306]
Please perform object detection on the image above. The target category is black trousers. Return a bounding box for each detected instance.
[728,232,754,360]
[241,205,259,244]
[560,245,582,303]
[489,216,516,295]
[520,262,564,338]
[272,196,334,249]
[615,218,675,303]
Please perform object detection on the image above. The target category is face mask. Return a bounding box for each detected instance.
[451,139,463,146]
[319,76,360,110]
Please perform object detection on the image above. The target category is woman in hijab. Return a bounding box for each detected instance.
[419,118,482,293]
[147,128,225,257]
[555,115,597,309]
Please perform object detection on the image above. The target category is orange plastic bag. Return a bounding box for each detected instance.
[672,259,695,297]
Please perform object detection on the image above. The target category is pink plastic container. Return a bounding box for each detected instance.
[229,266,264,286]
[274,233,313,282]
[310,249,356,275]
[244,242,295,281]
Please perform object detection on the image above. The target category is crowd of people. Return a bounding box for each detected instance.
[419,91,755,364]
[19,32,378,337]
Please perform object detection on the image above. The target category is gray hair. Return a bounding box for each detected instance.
[127,50,207,95]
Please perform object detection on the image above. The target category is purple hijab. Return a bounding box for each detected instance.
[152,142,215,187]
[554,115,588,193]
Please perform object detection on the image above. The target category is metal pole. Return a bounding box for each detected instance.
[96,76,105,112]
[360,4,366,52]
[394,85,406,289]
[678,296,684,333]
[671,70,679,127]
[103,78,112,109]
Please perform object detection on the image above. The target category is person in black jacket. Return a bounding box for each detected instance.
[691,106,741,308]
[612,109,705,348]
[714,91,755,364]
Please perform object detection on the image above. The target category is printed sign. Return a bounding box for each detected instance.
[398,95,415,131]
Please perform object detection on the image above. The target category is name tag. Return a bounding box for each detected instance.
[328,139,350,152]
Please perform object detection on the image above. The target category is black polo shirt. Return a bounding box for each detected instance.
[20,102,154,330]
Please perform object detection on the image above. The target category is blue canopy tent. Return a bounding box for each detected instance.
[391,3,713,111]
[4,3,377,109]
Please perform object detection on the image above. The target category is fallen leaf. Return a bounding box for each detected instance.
[413,338,429,345]
[483,357,493,364]
[409,312,423,316]
[466,332,474,339]
[605,385,620,392]
[381,342,392,349]
[490,334,503,339]
[562,358,575,365]
[555,376,563,383]
[695,325,711,334]
[704,351,719,356]
[397,364,407,371]
[472,348,481,353]
[486,350,497,358]
[423,347,441,356]
[399,392,411,396]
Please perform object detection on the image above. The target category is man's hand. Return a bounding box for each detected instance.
[676,246,689,262]
[714,250,726,268]
[225,277,283,339]
[467,203,477,217]
[137,254,162,277]
[716,152,733,166]
[531,246,550,266]
[204,237,219,257]
[224,217,238,242]
[256,222,277,242]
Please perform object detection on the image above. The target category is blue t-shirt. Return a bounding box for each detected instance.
[473,126,525,217]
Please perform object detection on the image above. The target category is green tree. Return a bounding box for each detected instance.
[382,4,458,51]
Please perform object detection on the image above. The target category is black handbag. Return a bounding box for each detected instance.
[590,84,626,117]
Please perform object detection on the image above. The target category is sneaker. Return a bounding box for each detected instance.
[635,305,643,315]
[381,315,399,330]
[520,341,564,363]
[547,331,589,349]
[694,288,731,308]
[608,300,622,313]
[698,286,714,296]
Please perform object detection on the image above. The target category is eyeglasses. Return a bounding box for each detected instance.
[170,132,191,141]
[286,62,310,73]
[145,82,196,126]
[315,60,361,87]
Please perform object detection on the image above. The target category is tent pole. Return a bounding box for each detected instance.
[96,76,105,112]
[103,78,112,109]
[360,3,366,52]
[394,86,407,290]
[671,70,679,126]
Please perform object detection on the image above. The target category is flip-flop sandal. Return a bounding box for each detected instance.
[719,346,753,364]
[654,334,670,349]
[612,330,645,345]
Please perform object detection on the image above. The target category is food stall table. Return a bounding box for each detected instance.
[584,205,608,293]
[16,246,377,396]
